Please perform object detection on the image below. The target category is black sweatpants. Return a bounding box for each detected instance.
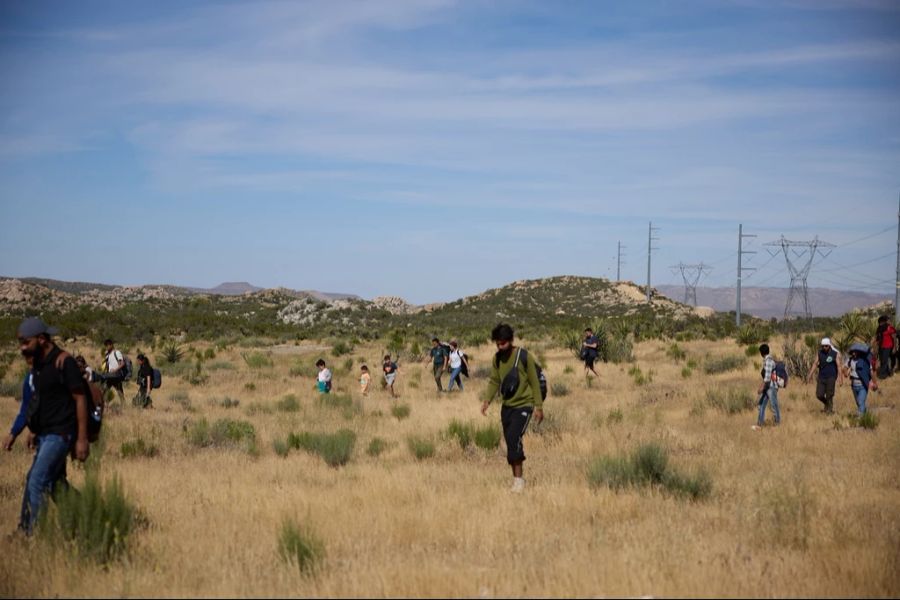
[501,405,533,465]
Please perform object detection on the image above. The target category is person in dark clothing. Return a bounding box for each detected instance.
[134,354,153,409]
[428,338,449,392]
[15,317,89,535]
[581,328,600,380]
[806,337,843,415]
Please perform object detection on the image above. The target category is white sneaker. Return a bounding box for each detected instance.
[511,478,525,493]
[751,425,762,431]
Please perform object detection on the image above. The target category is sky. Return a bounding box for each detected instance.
[0,0,898,305]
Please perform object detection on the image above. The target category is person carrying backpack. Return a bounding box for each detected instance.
[134,354,154,409]
[581,328,600,380]
[480,323,544,493]
[805,338,843,415]
[843,345,878,416]
[14,317,90,535]
[752,343,781,430]
[446,340,468,392]
[102,338,127,407]
[428,337,449,392]
[382,354,399,398]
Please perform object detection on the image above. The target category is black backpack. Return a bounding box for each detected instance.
[151,368,163,389]
[28,351,103,442]
[493,348,548,402]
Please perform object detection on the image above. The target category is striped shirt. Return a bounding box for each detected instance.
[762,355,776,386]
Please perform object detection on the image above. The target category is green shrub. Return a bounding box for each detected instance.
[119,437,159,459]
[703,355,746,374]
[628,365,653,386]
[242,352,273,369]
[185,360,209,386]
[666,343,686,362]
[276,394,301,412]
[849,411,880,430]
[273,438,291,458]
[277,518,325,575]
[217,396,240,409]
[407,436,435,460]
[705,388,755,414]
[244,382,256,391]
[38,471,136,564]
[563,365,574,374]
[607,408,624,425]
[474,424,501,450]
[366,437,388,457]
[736,322,770,345]
[681,366,693,378]
[186,418,256,451]
[587,442,711,501]
[551,382,569,397]
[391,403,411,420]
[245,402,273,416]
[288,429,356,467]
[160,340,184,364]
[168,391,192,410]
[331,341,353,357]
[447,420,474,449]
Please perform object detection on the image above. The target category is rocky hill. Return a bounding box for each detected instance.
[0,274,719,344]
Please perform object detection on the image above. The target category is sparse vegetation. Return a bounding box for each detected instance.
[704,388,755,414]
[391,403,411,420]
[407,436,435,460]
[366,437,389,457]
[277,518,325,576]
[473,423,501,450]
[703,354,746,374]
[287,429,357,467]
[587,443,711,501]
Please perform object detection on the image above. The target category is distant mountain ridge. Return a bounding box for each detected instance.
[0,277,359,302]
[655,285,891,318]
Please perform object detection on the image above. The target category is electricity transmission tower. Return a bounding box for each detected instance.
[646,222,660,303]
[765,236,835,320]
[670,262,712,306]
[616,241,626,282]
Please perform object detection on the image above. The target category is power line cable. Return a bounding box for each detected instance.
[834,225,894,248]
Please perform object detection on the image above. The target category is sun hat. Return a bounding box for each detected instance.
[821,337,831,347]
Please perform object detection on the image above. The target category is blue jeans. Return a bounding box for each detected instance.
[851,383,868,416]
[758,386,781,426]
[447,367,464,391]
[20,433,72,534]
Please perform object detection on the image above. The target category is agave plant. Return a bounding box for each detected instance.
[839,313,876,345]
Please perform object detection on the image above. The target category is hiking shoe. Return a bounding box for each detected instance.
[751,425,762,431]
[511,478,525,493]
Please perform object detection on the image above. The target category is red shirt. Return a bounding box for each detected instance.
[881,324,896,349]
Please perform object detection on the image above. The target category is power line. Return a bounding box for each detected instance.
[834,225,894,248]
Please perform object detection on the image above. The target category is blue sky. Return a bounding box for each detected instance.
[0,0,898,304]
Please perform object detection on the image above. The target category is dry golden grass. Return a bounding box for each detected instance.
[1,336,898,598]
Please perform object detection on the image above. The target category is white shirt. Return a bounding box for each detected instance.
[449,349,463,369]
[317,368,332,383]
[106,350,123,373]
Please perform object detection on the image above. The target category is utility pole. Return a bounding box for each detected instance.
[737,224,756,327]
[895,193,899,327]
[765,235,835,320]
[617,241,626,282]
[646,222,660,303]
[670,262,712,306]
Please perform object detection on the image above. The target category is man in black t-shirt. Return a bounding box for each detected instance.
[581,328,600,380]
[15,317,89,535]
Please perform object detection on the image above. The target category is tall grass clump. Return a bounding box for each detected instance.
[704,388,755,414]
[474,423,502,450]
[366,437,389,457]
[407,436,436,460]
[587,442,711,501]
[703,354,746,374]
[666,343,686,362]
[848,412,880,430]
[551,382,569,397]
[38,471,136,564]
[277,518,325,576]
[288,429,356,467]
[242,352,273,369]
[331,340,353,357]
[276,394,301,412]
[391,403,411,420]
[758,477,814,550]
[186,418,256,452]
[119,437,159,459]
[446,420,475,449]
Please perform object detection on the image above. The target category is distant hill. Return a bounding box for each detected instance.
[655,285,891,318]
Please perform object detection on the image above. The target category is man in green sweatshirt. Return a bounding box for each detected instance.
[481,323,544,493]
